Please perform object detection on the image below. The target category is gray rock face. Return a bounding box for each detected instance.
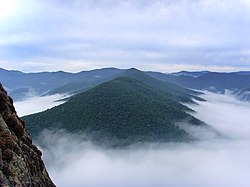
[0,83,55,187]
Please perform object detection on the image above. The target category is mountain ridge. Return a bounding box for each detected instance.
[23,70,206,147]
[1,67,249,101]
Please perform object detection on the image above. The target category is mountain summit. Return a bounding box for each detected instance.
[24,69,205,146]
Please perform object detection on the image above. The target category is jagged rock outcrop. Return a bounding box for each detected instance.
[0,83,55,187]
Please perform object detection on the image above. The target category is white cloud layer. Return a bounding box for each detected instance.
[14,94,66,116]
[0,0,250,72]
[22,92,250,187]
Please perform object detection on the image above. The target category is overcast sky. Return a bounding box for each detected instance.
[0,0,250,72]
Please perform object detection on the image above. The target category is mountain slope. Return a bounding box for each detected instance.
[0,83,55,186]
[47,68,204,102]
[23,72,205,146]
[2,67,249,101]
[0,67,123,101]
[147,71,250,93]
[46,68,124,95]
[235,88,250,101]
[123,68,204,103]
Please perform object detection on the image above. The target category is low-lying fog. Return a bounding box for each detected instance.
[15,92,250,187]
[14,94,66,116]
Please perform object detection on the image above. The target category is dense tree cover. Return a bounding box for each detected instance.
[121,68,204,103]
[23,71,205,146]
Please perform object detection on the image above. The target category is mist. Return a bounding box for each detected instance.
[18,92,250,187]
[14,94,66,116]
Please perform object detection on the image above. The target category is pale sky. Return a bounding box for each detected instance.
[0,0,250,73]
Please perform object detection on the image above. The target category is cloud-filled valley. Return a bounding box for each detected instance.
[14,94,66,116]
[1,0,249,186]
[15,92,250,187]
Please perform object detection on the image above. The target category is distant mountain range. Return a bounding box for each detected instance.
[1,67,250,101]
[148,71,250,93]
[0,67,123,101]
[23,69,207,146]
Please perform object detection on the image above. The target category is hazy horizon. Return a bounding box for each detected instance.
[1,66,250,74]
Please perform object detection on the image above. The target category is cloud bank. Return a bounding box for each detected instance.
[0,0,250,72]
[14,94,66,116]
[28,92,250,187]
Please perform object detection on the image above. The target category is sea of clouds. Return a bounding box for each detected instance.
[15,92,250,187]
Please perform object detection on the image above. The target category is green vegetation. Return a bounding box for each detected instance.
[121,68,204,103]
[23,70,206,146]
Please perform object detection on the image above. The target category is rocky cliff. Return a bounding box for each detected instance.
[0,83,55,186]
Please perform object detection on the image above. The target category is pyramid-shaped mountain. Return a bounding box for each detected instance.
[23,69,205,146]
